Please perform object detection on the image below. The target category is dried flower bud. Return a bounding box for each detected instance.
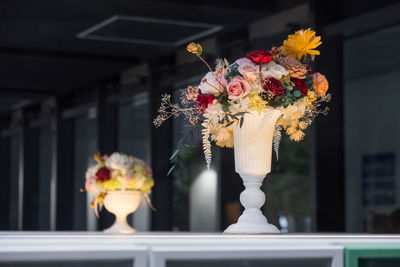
[270,46,281,55]
[94,153,104,163]
[187,42,202,55]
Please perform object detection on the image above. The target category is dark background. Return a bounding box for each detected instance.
[0,0,400,233]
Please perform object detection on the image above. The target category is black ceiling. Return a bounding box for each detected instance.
[0,0,307,113]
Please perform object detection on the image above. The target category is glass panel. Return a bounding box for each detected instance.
[37,126,53,230]
[170,82,221,232]
[265,134,314,232]
[168,259,330,267]
[118,92,150,161]
[344,24,400,233]
[73,115,97,231]
[8,135,19,230]
[117,92,151,231]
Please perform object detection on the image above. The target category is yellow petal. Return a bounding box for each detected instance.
[282,29,322,61]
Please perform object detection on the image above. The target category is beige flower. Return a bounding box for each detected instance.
[215,130,234,148]
[313,72,329,96]
[210,124,234,148]
[290,130,305,141]
[286,127,297,135]
[299,121,308,130]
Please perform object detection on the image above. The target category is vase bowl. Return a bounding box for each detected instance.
[103,191,142,234]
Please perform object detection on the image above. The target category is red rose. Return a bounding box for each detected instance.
[292,78,308,95]
[96,167,111,183]
[246,50,273,64]
[196,93,214,114]
[263,77,285,97]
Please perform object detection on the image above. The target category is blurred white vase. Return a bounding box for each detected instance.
[103,191,142,234]
[224,109,282,234]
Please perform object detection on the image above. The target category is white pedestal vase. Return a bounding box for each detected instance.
[103,191,142,234]
[224,109,282,234]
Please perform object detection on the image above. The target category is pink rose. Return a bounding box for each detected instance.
[234,58,259,83]
[227,77,251,100]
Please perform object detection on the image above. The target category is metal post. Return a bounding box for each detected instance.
[17,115,25,230]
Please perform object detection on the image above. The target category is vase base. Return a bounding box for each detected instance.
[103,221,136,234]
[223,222,280,234]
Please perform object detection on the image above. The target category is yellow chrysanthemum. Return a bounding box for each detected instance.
[248,93,267,114]
[101,180,121,191]
[282,29,322,61]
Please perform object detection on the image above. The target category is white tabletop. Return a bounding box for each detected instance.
[1,232,400,267]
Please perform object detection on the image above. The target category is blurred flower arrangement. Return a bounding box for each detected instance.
[154,29,330,168]
[85,152,154,216]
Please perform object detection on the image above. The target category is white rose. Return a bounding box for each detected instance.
[229,97,250,113]
[203,102,224,124]
[234,57,259,83]
[105,152,134,170]
[198,72,226,95]
[261,61,288,80]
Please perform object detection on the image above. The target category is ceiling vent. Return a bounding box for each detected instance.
[77,15,223,47]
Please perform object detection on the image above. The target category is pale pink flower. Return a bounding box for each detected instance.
[227,77,251,100]
[234,57,259,83]
[261,61,288,80]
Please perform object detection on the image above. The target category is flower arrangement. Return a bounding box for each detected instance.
[154,29,330,168]
[85,152,154,215]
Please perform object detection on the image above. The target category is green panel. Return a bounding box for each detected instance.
[345,247,400,267]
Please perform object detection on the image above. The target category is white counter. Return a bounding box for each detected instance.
[1,232,400,267]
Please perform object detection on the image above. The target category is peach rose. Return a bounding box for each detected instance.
[313,72,329,96]
[227,77,251,100]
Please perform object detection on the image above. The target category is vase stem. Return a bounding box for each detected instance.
[224,173,279,234]
[116,215,128,224]
[241,174,265,211]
